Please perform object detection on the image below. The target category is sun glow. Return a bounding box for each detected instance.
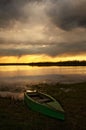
[0,54,86,63]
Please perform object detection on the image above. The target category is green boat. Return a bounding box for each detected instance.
[24,90,65,120]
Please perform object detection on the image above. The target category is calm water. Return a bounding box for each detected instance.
[0,66,86,98]
[0,66,86,84]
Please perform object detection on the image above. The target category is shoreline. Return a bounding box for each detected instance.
[0,60,86,66]
[0,73,86,86]
[0,82,86,130]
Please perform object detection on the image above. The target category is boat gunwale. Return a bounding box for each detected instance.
[24,91,56,105]
[24,91,65,113]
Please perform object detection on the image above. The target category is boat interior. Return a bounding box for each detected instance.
[27,92,53,103]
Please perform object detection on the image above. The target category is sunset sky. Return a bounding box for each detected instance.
[0,0,86,63]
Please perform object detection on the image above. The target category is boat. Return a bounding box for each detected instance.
[24,90,65,120]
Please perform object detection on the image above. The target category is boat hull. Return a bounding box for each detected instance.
[24,92,65,120]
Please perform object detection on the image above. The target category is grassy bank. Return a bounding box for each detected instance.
[0,82,86,130]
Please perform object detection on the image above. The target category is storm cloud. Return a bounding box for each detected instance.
[47,0,86,30]
[0,0,26,28]
[0,0,86,30]
[0,0,46,28]
[0,0,86,58]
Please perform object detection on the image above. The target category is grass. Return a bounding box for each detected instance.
[0,82,86,130]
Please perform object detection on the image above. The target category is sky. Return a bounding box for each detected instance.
[0,0,86,63]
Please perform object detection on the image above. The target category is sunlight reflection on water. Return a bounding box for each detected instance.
[0,66,86,98]
[0,66,86,83]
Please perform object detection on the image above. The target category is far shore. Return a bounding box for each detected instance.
[0,60,86,66]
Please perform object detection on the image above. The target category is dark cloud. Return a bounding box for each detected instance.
[47,0,86,30]
[40,41,86,56]
[0,0,86,58]
[0,48,30,56]
[0,41,86,57]
[0,0,23,28]
[0,0,42,28]
[0,0,86,30]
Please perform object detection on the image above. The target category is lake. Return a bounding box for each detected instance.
[0,65,86,84]
[0,66,86,98]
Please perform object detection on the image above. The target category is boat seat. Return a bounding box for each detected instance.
[38,98,52,103]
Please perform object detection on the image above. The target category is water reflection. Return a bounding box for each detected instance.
[0,66,86,74]
[0,66,86,83]
[0,66,86,99]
